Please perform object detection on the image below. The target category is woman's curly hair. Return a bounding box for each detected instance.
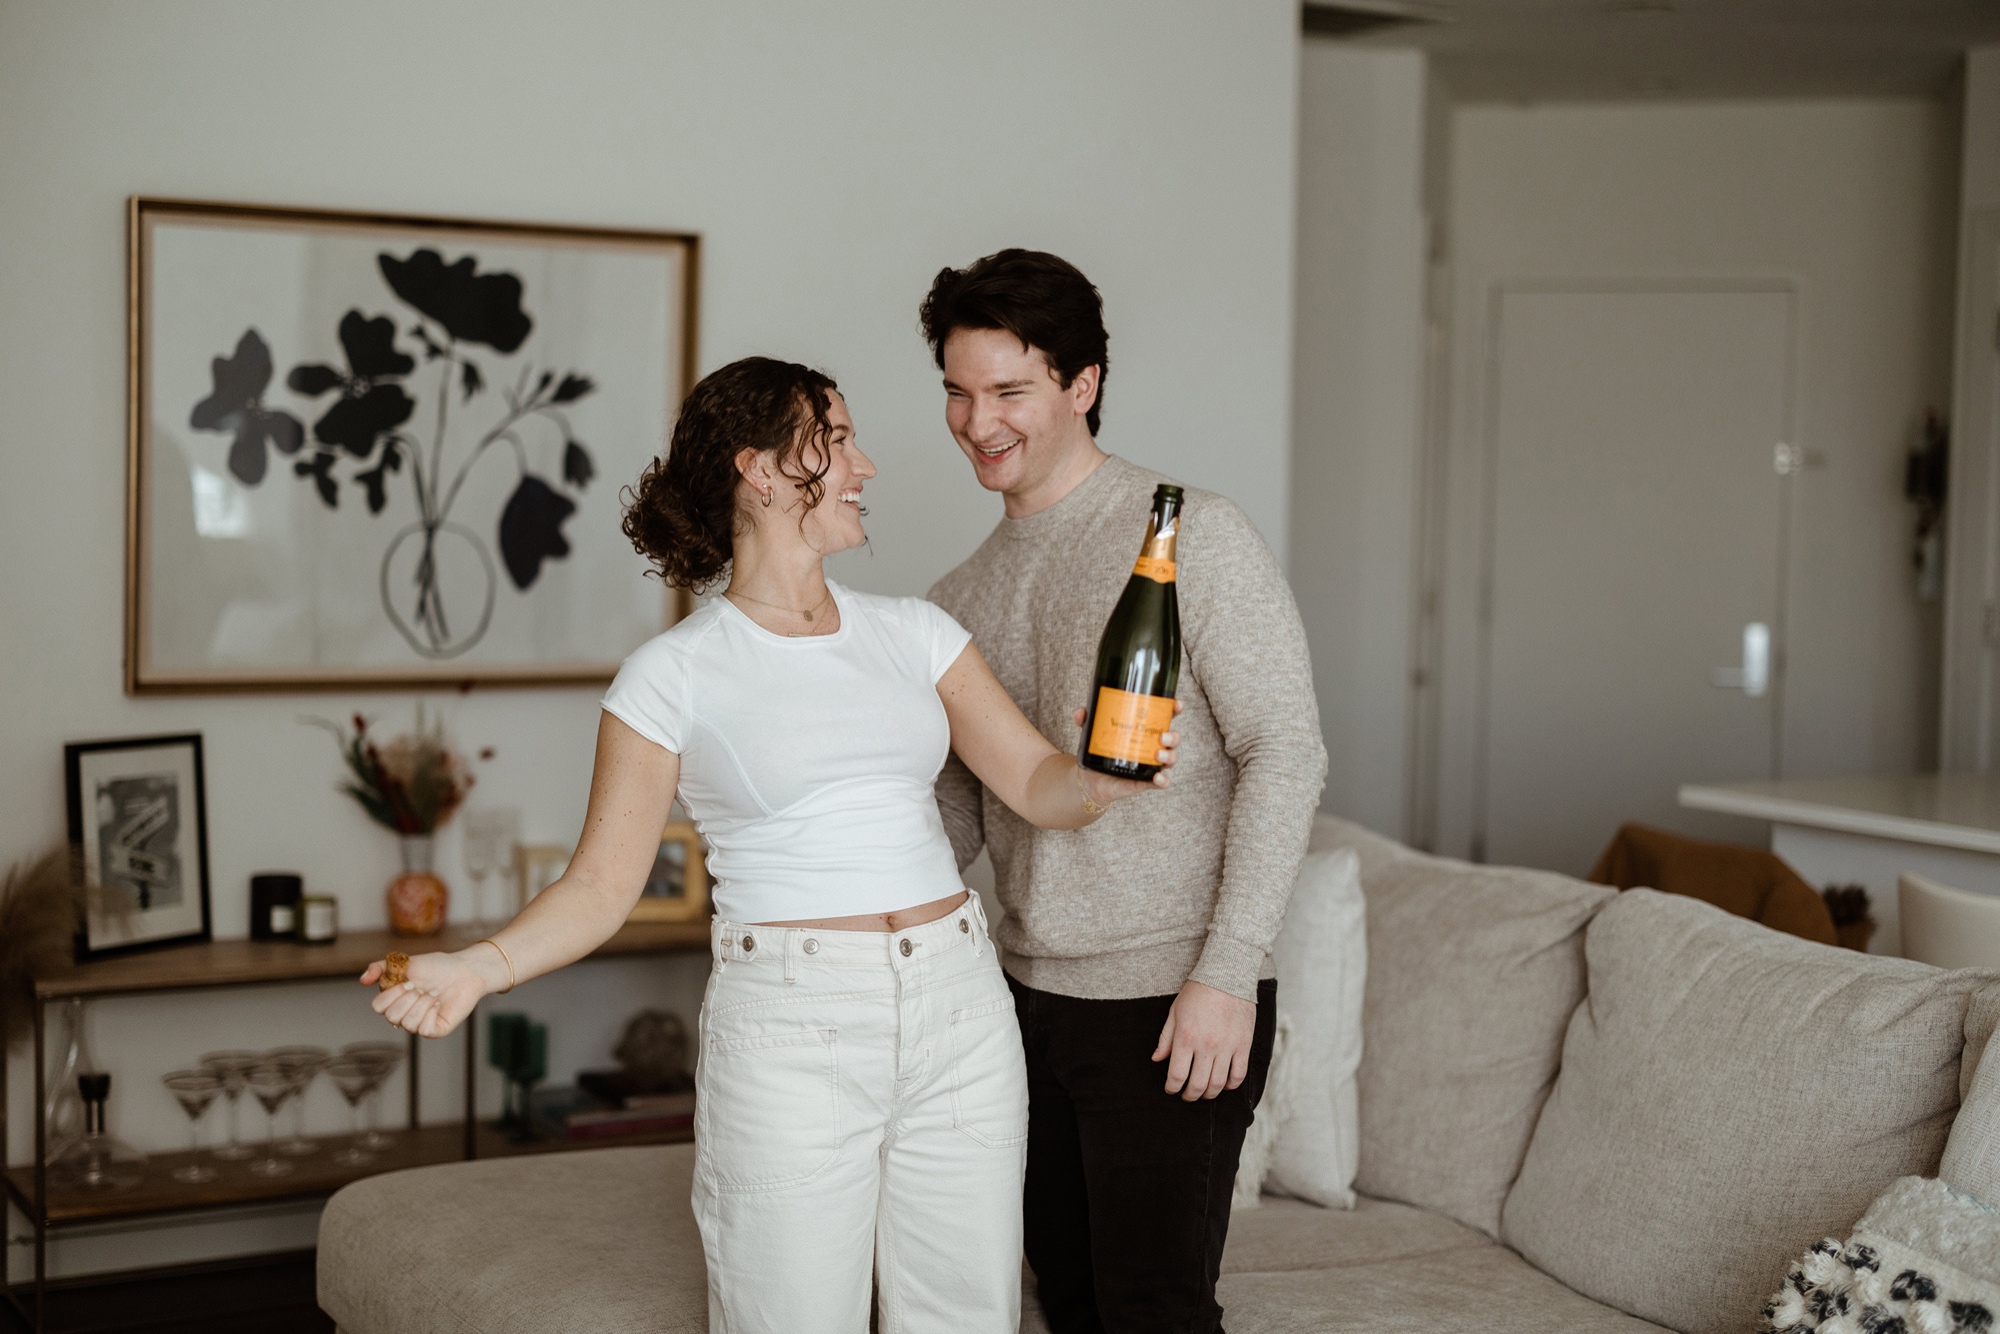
[622,357,841,591]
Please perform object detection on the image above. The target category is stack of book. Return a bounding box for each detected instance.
[530,1074,696,1142]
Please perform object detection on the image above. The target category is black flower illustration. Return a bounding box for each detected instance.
[498,475,575,590]
[288,311,417,461]
[188,329,305,485]
[379,249,532,352]
[189,248,604,660]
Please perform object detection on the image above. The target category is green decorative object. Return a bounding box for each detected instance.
[486,1011,547,1141]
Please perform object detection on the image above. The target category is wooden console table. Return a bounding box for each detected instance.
[2,919,710,1332]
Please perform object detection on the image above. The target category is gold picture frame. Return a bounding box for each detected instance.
[628,820,710,923]
[126,196,698,694]
[514,820,709,924]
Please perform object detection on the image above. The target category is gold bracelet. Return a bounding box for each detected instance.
[1073,762,1107,816]
[478,937,516,994]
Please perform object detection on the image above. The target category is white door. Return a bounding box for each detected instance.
[1475,284,1794,876]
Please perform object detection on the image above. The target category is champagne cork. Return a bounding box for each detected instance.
[380,952,410,989]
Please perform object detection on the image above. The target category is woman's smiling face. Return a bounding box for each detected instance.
[757,389,875,556]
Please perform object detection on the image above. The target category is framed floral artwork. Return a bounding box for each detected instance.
[126,198,698,693]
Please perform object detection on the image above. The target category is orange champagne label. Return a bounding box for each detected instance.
[1132,556,1176,582]
[1087,687,1175,766]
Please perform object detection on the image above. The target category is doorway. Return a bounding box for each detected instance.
[1466,282,1798,875]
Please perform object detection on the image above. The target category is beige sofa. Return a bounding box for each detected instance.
[318,816,2000,1333]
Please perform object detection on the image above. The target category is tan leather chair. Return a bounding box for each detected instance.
[1898,872,2000,970]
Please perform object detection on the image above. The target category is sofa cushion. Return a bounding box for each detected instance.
[320,1143,707,1334]
[1212,1243,1672,1334]
[1256,847,1367,1209]
[1222,1193,1486,1276]
[1942,985,2000,1205]
[1500,889,1995,1334]
[1310,814,1611,1238]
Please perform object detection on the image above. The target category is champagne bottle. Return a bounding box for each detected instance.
[1080,484,1182,782]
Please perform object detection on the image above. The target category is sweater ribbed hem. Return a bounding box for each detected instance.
[999,937,1275,1003]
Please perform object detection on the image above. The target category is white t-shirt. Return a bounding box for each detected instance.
[600,581,974,924]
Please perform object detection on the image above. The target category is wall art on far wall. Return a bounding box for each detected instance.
[64,733,213,960]
[516,818,708,924]
[127,197,700,694]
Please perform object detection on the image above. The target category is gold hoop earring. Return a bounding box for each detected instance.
[761,488,773,508]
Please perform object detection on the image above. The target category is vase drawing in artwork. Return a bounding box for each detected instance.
[188,249,598,661]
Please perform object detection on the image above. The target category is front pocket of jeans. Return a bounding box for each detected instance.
[697,1027,840,1192]
[949,997,1028,1149]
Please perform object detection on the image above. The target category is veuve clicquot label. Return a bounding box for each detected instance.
[1081,484,1183,782]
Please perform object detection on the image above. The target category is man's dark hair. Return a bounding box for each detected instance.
[919,249,1109,436]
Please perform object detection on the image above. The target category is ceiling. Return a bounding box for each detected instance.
[1307,0,2000,101]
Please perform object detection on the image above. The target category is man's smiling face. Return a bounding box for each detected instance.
[941,326,1099,511]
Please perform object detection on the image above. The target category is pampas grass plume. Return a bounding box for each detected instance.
[0,848,85,1052]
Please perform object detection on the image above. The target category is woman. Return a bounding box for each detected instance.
[360,356,1175,1333]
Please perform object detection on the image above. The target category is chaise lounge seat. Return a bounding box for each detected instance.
[317,1139,1666,1334]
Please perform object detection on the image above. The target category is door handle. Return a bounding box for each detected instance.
[1712,622,1770,698]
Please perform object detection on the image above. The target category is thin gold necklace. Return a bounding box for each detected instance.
[725,584,833,636]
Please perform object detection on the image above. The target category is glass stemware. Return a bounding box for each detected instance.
[161,1070,224,1183]
[326,1057,378,1166]
[243,1062,296,1178]
[463,807,522,926]
[341,1040,406,1149]
[197,1049,262,1161]
[266,1046,331,1155]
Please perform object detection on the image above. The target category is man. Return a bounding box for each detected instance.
[922,249,1326,1333]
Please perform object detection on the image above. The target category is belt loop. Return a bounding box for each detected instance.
[784,929,798,984]
[966,891,988,956]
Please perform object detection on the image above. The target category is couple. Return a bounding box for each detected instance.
[362,250,1326,1334]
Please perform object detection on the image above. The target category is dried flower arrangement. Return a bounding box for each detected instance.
[1,850,90,1051]
[312,709,490,835]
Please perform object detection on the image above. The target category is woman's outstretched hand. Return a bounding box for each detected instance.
[358,949,496,1039]
[1073,699,1182,808]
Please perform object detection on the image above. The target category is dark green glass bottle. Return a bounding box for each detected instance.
[1080,484,1183,782]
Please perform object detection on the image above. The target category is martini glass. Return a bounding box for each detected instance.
[327,1057,379,1166]
[197,1049,261,1161]
[267,1046,331,1155]
[161,1070,224,1183]
[243,1062,296,1178]
[342,1040,406,1150]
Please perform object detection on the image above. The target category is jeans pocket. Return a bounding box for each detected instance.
[697,1027,840,1192]
[949,996,1029,1149]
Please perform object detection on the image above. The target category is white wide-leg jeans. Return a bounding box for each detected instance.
[692,894,1028,1334]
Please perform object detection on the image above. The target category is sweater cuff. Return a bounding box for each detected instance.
[1189,931,1266,1004]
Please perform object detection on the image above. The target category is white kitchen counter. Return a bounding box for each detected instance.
[1678,773,2000,956]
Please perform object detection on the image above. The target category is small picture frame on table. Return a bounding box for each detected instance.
[64,732,213,960]
[515,820,708,924]
[629,820,709,924]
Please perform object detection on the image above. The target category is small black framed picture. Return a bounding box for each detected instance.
[64,733,213,960]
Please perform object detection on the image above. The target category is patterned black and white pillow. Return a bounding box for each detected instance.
[1759,1178,2000,1334]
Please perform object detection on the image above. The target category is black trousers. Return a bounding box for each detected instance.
[1008,975,1279,1334]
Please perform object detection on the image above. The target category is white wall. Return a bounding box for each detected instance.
[1940,48,2000,768]
[0,0,1301,1277]
[1289,45,1429,839]
[1428,99,1959,858]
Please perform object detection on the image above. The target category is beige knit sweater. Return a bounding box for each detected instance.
[929,456,1326,1002]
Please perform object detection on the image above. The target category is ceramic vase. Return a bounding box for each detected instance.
[386,834,449,936]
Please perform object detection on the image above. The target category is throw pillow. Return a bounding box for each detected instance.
[1259,847,1366,1209]
[1501,889,1994,1334]
[1312,814,1611,1238]
[1942,986,2000,1207]
[1757,1176,2000,1334]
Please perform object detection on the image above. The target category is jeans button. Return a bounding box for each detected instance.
[741,934,755,953]
[959,919,970,933]
[803,938,819,955]
[899,938,913,957]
